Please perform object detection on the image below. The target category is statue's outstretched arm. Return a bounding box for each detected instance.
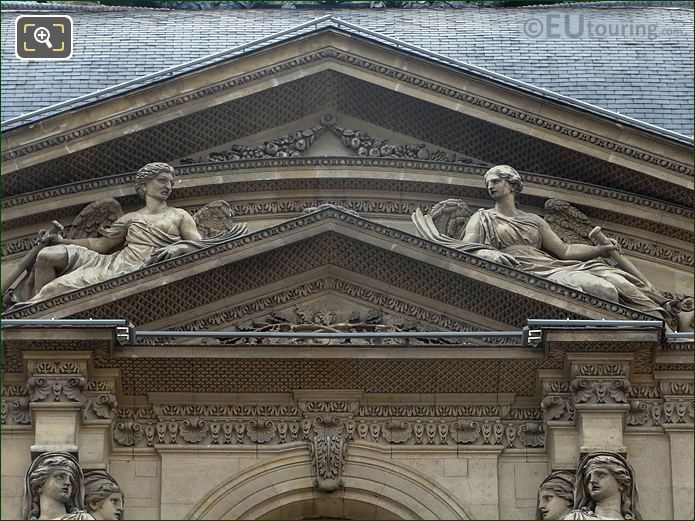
[537,217,617,261]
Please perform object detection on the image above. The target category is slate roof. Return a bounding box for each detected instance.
[1,2,693,136]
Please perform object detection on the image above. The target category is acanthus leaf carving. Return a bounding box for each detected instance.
[541,395,566,421]
[309,434,346,493]
[27,378,51,402]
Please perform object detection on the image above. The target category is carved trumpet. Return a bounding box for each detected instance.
[588,226,654,289]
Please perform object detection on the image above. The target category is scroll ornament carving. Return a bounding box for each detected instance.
[570,378,631,405]
[27,376,88,403]
[113,420,143,447]
[1,384,32,426]
[84,394,118,420]
[310,435,346,493]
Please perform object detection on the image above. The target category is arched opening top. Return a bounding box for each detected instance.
[187,444,471,520]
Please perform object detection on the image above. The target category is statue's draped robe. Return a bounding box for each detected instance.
[30,510,94,520]
[467,209,667,318]
[26,212,238,304]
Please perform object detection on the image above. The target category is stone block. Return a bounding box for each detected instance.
[1,435,33,476]
[78,427,109,468]
[136,459,159,477]
[32,406,80,447]
[119,476,153,500]
[0,476,24,498]
[443,458,468,477]
[124,506,160,520]
[514,462,547,500]
[1,496,22,521]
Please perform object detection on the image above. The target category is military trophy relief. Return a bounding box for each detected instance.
[537,452,640,520]
[178,112,482,165]
[22,452,124,520]
[1,162,248,312]
[412,165,693,332]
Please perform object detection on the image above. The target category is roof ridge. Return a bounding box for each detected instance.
[0,1,164,11]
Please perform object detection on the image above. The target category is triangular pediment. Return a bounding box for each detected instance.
[2,25,691,327]
[5,208,658,331]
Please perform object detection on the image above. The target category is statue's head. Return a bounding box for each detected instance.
[575,452,641,520]
[484,165,524,196]
[135,162,175,199]
[536,470,575,520]
[84,470,124,520]
[22,452,86,520]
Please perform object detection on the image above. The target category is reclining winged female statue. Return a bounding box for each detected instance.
[3,162,247,308]
[412,165,678,327]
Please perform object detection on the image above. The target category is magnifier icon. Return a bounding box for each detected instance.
[33,26,53,49]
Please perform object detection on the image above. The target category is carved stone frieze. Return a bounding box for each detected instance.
[626,400,694,427]
[570,362,630,378]
[111,399,545,449]
[300,400,359,415]
[5,48,690,185]
[110,416,545,449]
[659,380,694,397]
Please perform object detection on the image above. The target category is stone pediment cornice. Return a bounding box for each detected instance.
[4,207,658,324]
[2,30,691,200]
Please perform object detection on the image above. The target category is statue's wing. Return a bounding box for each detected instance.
[67,198,124,239]
[193,200,242,239]
[543,199,593,245]
[428,199,474,240]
